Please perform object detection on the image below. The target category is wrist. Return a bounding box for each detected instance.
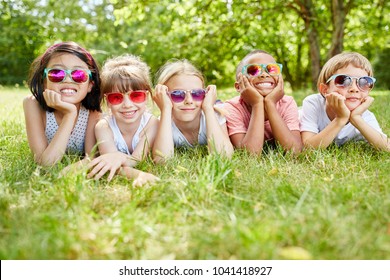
[334,116,349,126]
[349,114,363,126]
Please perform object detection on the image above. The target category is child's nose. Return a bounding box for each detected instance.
[349,79,360,92]
[123,94,133,106]
[184,91,194,104]
[64,73,73,83]
[259,69,270,78]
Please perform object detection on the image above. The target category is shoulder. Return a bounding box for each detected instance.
[303,93,323,103]
[225,96,241,106]
[23,95,44,118]
[278,95,298,106]
[145,114,159,127]
[95,115,110,130]
[23,95,39,108]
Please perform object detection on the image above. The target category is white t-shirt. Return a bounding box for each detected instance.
[172,110,226,147]
[299,93,384,146]
[106,112,153,154]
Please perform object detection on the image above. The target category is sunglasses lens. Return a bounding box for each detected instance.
[266,64,281,75]
[358,77,375,91]
[107,93,123,105]
[47,69,66,83]
[246,65,261,76]
[71,69,89,83]
[170,90,186,103]
[334,75,351,87]
[191,89,206,101]
[130,91,147,103]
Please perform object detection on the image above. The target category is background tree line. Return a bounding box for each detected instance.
[1,0,389,91]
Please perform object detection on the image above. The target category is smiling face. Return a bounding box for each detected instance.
[320,64,370,111]
[106,89,147,126]
[237,53,279,96]
[45,53,93,104]
[165,74,204,124]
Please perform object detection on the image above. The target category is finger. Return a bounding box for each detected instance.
[87,161,106,178]
[107,168,118,182]
[206,85,216,93]
[94,165,111,180]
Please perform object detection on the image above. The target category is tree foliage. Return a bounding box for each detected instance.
[1,0,389,89]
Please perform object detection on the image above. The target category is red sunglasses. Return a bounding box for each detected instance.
[106,91,147,105]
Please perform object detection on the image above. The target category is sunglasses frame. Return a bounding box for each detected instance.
[326,74,376,91]
[168,89,207,103]
[105,90,148,105]
[242,63,283,77]
[44,68,92,84]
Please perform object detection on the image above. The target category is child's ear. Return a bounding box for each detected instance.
[319,83,328,95]
[88,81,94,93]
[234,82,240,92]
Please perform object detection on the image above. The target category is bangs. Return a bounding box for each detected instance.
[102,69,151,94]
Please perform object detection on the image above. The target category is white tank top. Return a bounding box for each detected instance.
[45,106,89,154]
[106,112,153,154]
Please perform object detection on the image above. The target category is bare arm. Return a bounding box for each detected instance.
[350,96,390,151]
[302,92,350,149]
[84,110,101,157]
[87,118,129,181]
[23,93,77,166]
[230,74,265,154]
[132,116,159,161]
[202,85,234,158]
[264,77,302,154]
[152,84,174,163]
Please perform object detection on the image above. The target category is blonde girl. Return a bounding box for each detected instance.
[152,59,233,162]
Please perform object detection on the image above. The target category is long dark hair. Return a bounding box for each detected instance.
[28,41,102,112]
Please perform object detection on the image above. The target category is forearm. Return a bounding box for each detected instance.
[204,109,234,157]
[237,103,265,154]
[265,101,302,153]
[152,111,174,163]
[303,118,348,149]
[37,112,77,166]
[350,116,390,151]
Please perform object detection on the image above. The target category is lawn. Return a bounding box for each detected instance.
[0,86,389,260]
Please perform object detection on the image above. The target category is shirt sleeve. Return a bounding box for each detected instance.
[300,95,321,133]
[281,96,300,132]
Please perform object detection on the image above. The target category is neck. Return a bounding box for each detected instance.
[173,114,201,134]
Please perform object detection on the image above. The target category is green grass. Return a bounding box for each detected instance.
[0,85,389,260]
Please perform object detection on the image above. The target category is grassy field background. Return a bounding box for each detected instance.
[0,86,389,260]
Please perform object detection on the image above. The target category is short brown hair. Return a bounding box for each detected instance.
[317,52,373,92]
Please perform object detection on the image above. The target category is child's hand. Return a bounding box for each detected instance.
[202,85,217,111]
[237,73,263,106]
[153,84,172,112]
[264,75,284,104]
[325,92,350,120]
[87,152,127,181]
[132,171,160,187]
[350,96,374,118]
[43,89,77,114]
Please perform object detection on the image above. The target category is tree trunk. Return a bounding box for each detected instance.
[328,0,346,59]
[293,0,321,90]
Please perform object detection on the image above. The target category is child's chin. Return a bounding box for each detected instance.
[346,103,360,111]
